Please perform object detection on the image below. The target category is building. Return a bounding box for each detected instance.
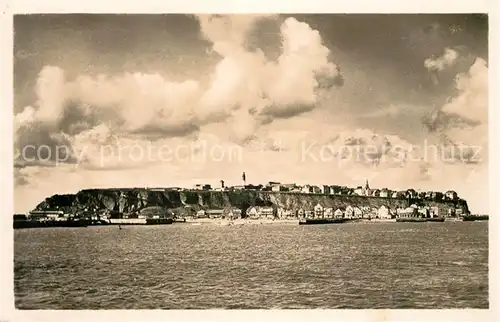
[206,209,225,219]
[311,186,321,194]
[363,180,372,196]
[354,186,364,196]
[196,209,208,218]
[406,189,418,199]
[321,185,331,195]
[431,192,444,201]
[445,190,458,200]
[193,184,203,190]
[324,208,333,218]
[29,210,64,221]
[314,203,324,218]
[260,207,275,218]
[246,207,259,218]
[372,189,381,197]
[301,185,313,194]
[334,209,344,219]
[361,207,372,219]
[224,207,242,219]
[392,191,406,199]
[279,184,296,192]
[345,206,354,219]
[330,185,342,195]
[245,184,263,190]
[379,188,390,198]
[353,207,362,218]
[378,205,391,219]
[297,208,305,218]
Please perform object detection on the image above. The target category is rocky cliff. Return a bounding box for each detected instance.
[33,188,470,217]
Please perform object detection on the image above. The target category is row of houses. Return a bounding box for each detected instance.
[188,180,460,201]
[189,203,465,220]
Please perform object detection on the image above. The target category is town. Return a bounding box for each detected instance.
[14,172,485,229]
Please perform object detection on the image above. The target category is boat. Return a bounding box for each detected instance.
[298,218,347,225]
[396,217,445,223]
[462,215,489,221]
[396,217,427,223]
[13,219,88,229]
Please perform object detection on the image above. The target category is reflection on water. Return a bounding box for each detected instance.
[14,222,488,309]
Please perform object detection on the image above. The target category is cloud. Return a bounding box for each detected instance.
[423,57,487,142]
[424,47,459,72]
[441,57,488,123]
[197,15,344,143]
[14,15,345,171]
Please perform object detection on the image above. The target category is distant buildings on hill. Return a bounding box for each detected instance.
[182,179,460,202]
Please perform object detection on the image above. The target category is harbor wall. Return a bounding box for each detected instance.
[33,188,469,217]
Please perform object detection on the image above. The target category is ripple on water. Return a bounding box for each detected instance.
[14,222,488,309]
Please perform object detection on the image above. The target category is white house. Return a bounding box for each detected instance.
[260,207,274,218]
[354,186,364,196]
[379,188,390,198]
[334,209,344,219]
[345,206,354,219]
[353,207,362,218]
[301,185,312,194]
[246,207,259,218]
[314,203,324,218]
[378,205,391,219]
[324,208,333,218]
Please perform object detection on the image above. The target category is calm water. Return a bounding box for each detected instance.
[14,222,488,309]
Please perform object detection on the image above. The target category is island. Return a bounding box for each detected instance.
[14,180,478,228]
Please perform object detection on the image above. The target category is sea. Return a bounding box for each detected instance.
[14,222,488,309]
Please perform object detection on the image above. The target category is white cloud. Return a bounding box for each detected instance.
[441,57,488,123]
[14,15,344,171]
[424,47,459,72]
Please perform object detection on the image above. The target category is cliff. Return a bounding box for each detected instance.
[33,188,470,217]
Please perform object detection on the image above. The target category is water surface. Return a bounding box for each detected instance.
[14,222,488,309]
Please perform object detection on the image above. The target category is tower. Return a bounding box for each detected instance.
[364,179,371,196]
[242,172,246,185]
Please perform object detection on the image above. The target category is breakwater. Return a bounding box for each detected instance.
[33,188,469,217]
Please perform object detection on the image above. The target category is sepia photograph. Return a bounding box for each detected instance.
[9,10,490,313]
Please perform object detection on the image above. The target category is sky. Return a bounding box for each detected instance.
[13,14,489,214]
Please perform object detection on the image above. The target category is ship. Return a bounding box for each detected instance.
[462,215,489,221]
[14,219,88,229]
[396,217,445,223]
[395,217,427,223]
[298,218,347,225]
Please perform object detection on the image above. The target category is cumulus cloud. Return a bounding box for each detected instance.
[424,47,459,72]
[441,57,488,123]
[14,14,344,176]
[423,57,488,163]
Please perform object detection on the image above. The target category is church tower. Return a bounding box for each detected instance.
[364,179,371,196]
